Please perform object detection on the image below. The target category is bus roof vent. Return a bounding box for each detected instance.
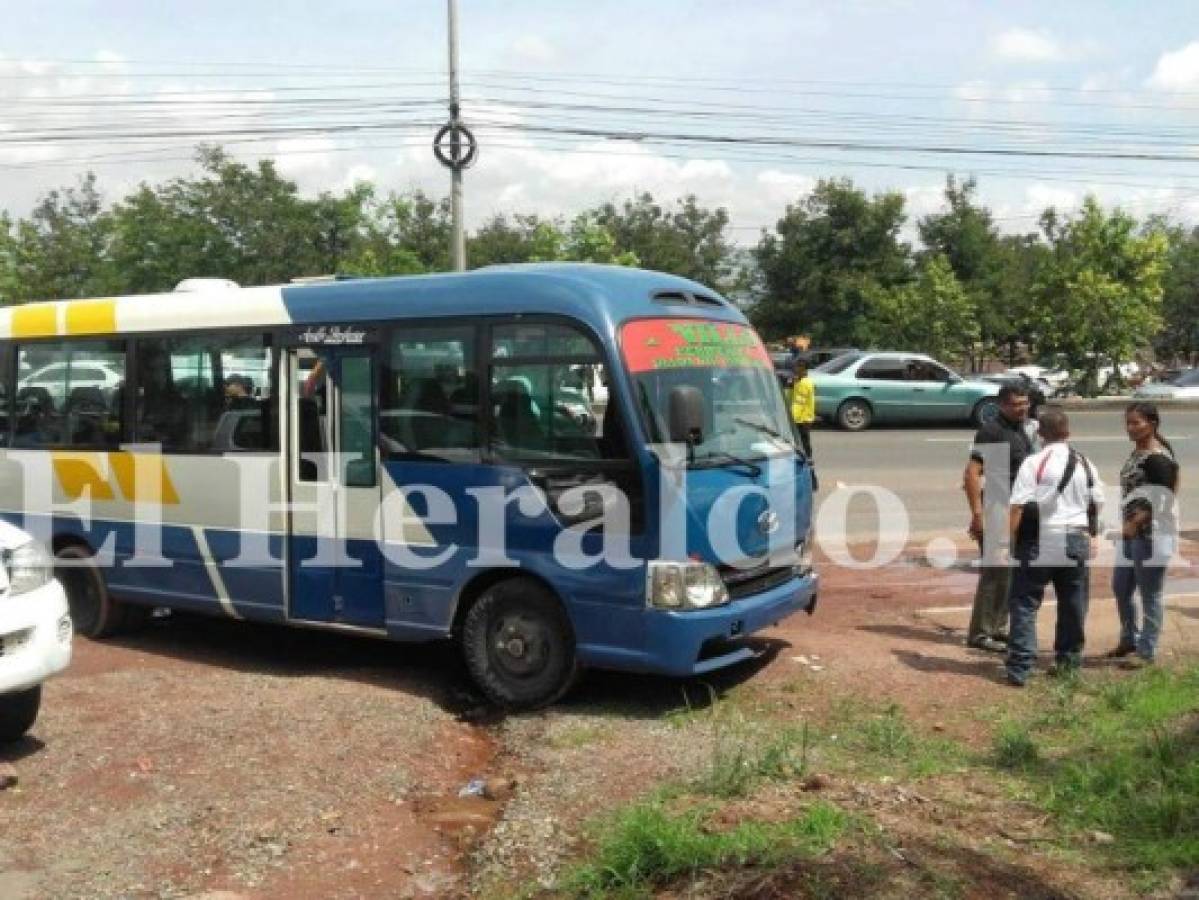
[174,278,240,293]
[652,289,726,308]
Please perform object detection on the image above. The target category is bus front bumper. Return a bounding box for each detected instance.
[615,571,820,678]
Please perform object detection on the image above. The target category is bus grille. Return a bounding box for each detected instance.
[719,564,793,600]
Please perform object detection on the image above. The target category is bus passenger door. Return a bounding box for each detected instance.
[286,347,384,627]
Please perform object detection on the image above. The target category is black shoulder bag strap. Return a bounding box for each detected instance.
[1057,449,1099,536]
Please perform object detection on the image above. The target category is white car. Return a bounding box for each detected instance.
[1006,360,1139,396]
[0,523,72,742]
[1134,368,1199,400]
[18,360,124,406]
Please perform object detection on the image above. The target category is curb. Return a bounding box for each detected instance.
[1056,397,1199,410]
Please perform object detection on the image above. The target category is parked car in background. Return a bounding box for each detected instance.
[1007,358,1140,396]
[0,524,72,742]
[773,347,860,389]
[1133,367,1199,400]
[812,351,1001,431]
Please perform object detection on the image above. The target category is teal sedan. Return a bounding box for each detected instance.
[812,352,1001,431]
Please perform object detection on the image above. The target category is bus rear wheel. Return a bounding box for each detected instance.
[55,545,145,638]
[462,578,578,709]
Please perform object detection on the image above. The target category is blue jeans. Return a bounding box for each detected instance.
[1006,530,1091,684]
[1112,537,1168,661]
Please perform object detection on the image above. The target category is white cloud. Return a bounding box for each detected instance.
[989,28,1066,63]
[510,34,559,66]
[272,135,338,175]
[756,170,815,199]
[1147,41,1199,91]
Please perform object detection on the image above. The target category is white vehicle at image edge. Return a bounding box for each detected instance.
[0,523,72,742]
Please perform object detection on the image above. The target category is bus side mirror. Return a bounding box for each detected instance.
[668,385,705,445]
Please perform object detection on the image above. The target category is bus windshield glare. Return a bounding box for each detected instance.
[621,318,794,462]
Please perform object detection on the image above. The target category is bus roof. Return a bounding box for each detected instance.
[0,263,743,341]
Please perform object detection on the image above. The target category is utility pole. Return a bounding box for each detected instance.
[434,0,477,271]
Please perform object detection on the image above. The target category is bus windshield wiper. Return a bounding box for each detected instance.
[692,450,762,477]
[734,417,792,447]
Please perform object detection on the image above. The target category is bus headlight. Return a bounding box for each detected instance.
[794,538,814,578]
[647,561,729,610]
[4,541,53,595]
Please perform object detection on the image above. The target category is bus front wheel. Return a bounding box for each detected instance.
[55,545,145,638]
[462,578,579,709]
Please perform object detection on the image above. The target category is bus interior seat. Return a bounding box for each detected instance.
[496,378,545,449]
[65,385,107,412]
[16,386,55,413]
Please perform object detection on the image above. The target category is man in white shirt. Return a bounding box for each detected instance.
[1005,407,1105,686]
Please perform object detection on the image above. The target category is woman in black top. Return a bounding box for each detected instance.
[1109,402,1180,667]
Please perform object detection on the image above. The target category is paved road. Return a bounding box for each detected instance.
[811,408,1199,542]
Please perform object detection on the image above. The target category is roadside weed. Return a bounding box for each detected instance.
[992,722,1040,770]
[560,800,848,897]
[990,665,1199,870]
[691,721,811,798]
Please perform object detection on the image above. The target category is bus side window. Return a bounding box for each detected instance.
[0,345,10,446]
[488,323,627,463]
[15,340,125,449]
[382,326,480,463]
[136,335,275,453]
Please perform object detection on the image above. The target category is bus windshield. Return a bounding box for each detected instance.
[621,318,794,463]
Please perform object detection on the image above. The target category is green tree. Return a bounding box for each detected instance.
[468,211,638,267]
[347,189,450,275]
[7,173,113,301]
[468,213,565,267]
[917,176,1007,366]
[107,146,341,291]
[1153,219,1199,362]
[1035,196,1167,393]
[863,254,979,362]
[591,193,732,288]
[0,213,17,304]
[751,178,911,345]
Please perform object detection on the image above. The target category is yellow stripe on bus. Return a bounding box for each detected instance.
[110,452,180,505]
[51,451,180,505]
[11,303,59,338]
[65,299,117,335]
[52,453,117,501]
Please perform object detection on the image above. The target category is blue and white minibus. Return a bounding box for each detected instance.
[0,264,818,707]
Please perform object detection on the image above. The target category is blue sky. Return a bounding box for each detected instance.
[2,1,1199,241]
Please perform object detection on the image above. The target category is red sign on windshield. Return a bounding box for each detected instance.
[621,319,771,374]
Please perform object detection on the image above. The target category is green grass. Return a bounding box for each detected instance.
[991,665,1199,870]
[835,702,966,777]
[992,722,1041,770]
[689,722,811,799]
[559,800,848,898]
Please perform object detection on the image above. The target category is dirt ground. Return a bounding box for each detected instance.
[2,542,1197,899]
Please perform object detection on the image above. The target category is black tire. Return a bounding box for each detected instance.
[461,578,579,709]
[836,399,872,432]
[0,686,41,743]
[972,398,1000,428]
[55,545,141,638]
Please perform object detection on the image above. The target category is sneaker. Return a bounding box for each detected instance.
[1120,655,1153,670]
[1004,672,1026,687]
[968,636,1007,653]
[1104,643,1137,659]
